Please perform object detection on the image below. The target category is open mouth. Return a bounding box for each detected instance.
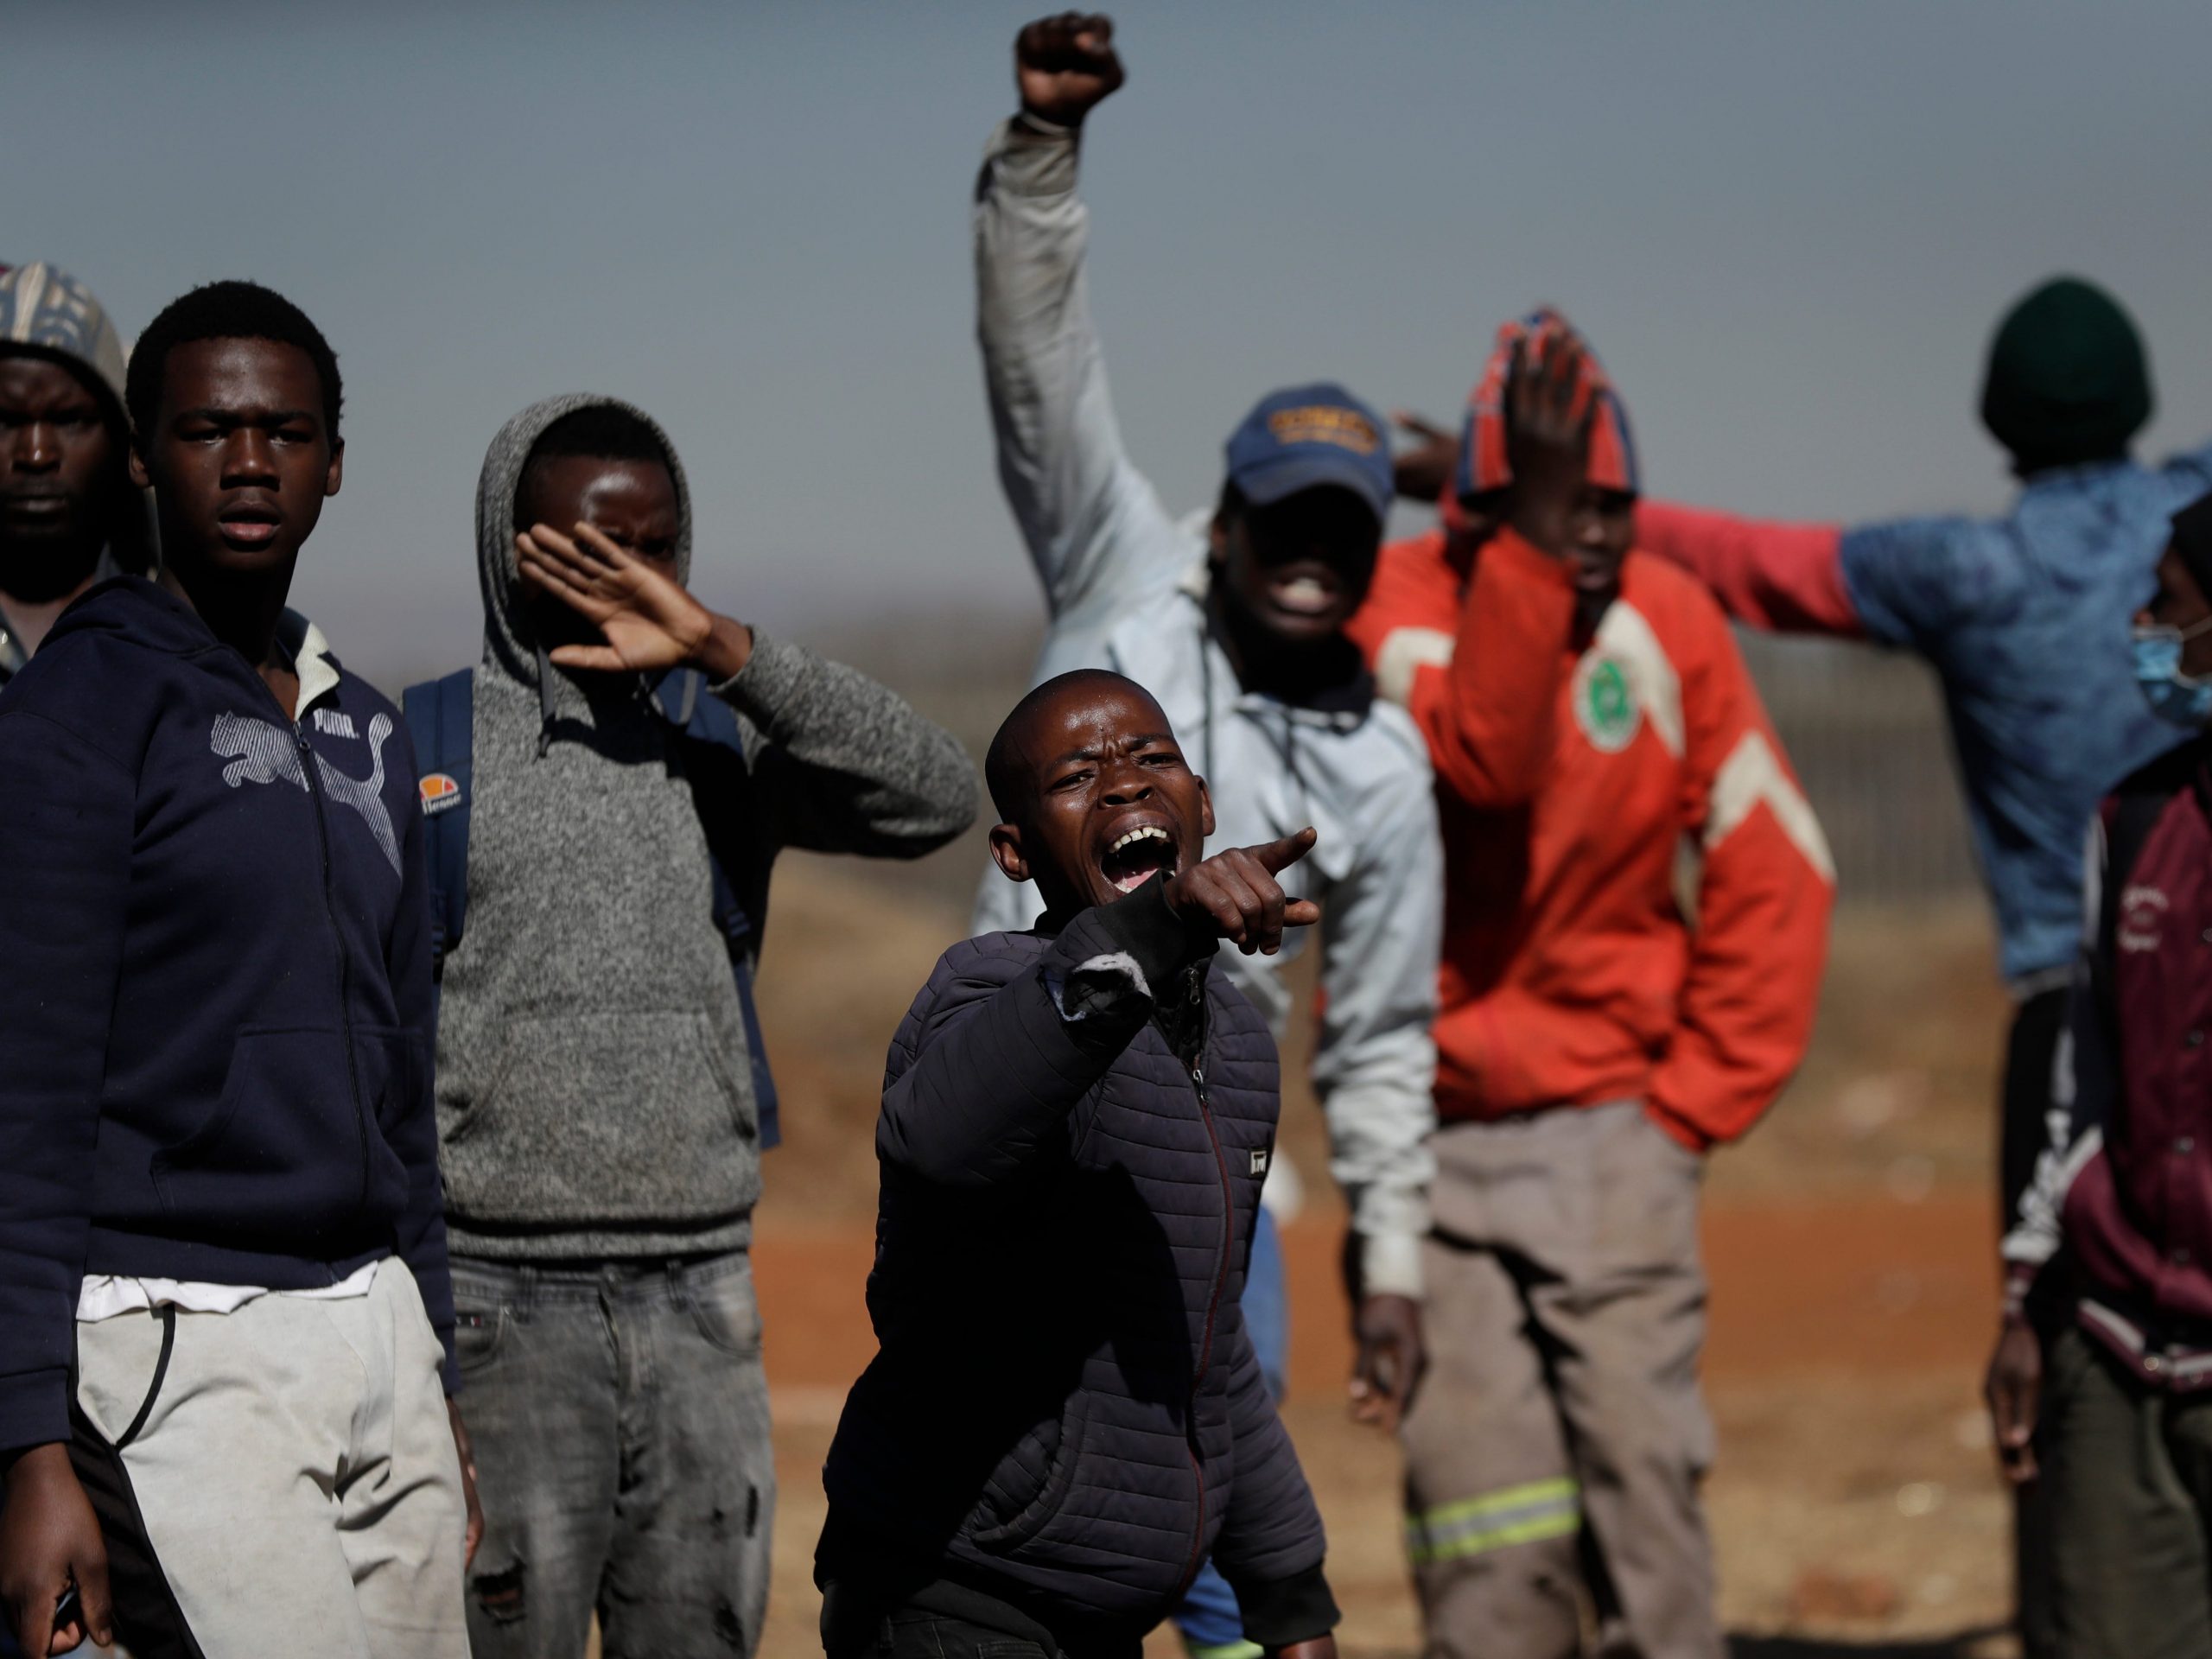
[1268,569,1343,620]
[1098,823,1178,894]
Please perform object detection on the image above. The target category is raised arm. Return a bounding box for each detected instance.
[977,15,1187,629]
[1647,608,1834,1148]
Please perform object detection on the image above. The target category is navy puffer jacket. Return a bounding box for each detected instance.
[820,882,1333,1643]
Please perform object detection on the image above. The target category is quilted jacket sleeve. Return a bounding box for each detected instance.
[878,884,1202,1186]
[1211,1317,1338,1645]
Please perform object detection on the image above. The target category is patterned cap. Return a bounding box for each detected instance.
[1455,308,1639,504]
[0,262,130,410]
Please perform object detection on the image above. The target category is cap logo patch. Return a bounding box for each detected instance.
[1266,405,1378,455]
[419,772,464,816]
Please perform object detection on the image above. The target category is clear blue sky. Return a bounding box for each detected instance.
[14,1,2212,685]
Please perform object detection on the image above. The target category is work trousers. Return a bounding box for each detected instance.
[2037,1325,2212,1659]
[1400,1103,1721,1659]
[452,1250,776,1659]
[69,1258,467,1658]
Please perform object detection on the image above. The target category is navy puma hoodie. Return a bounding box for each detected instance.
[0,578,453,1452]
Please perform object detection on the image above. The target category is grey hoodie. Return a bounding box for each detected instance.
[436,394,978,1259]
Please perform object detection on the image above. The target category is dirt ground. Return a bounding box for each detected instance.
[724,852,2024,1658]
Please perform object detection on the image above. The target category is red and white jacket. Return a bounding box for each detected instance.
[1346,527,1835,1148]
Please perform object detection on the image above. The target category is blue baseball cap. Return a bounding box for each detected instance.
[1222,382,1393,524]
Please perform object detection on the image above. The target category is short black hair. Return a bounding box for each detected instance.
[515,404,671,521]
[125,280,342,445]
[985,667,1154,823]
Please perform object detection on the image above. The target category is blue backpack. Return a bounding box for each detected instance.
[401,666,782,1149]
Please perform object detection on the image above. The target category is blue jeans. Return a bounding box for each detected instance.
[449,1251,775,1659]
[1173,1206,1288,1656]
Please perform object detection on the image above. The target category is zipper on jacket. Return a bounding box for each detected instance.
[297,727,373,1209]
[1177,1058,1236,1596]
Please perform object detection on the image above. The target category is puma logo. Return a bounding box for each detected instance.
[211,710,401,877]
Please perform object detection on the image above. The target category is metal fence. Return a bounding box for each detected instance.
[1739,633,1980,906]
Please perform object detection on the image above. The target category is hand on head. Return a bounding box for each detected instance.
[515,519,753,683]
[1500,312,1600,557]
[1015,12,1124,125]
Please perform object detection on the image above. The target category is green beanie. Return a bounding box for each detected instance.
[1980,276,2152,470]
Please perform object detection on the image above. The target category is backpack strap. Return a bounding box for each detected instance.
[656,668,782,1151]
[400,669,476,1007]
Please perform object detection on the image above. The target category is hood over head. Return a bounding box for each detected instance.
[1454,308,1640,507]
[474,392,692,706]
[0,261,156,573]
[0,262,129,417]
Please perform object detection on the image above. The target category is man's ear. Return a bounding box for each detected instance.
[127,444,150,492]
[988,822,1032,885]
[324,439,345,499]
[1197,779,1217,841]
[1208,510,1232,569]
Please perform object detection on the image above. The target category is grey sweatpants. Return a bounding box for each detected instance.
[452,1250,776,1659]
[1400,1104,1722,1659]
[72,1257,468,1657]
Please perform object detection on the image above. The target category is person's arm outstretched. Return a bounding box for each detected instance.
[883,833,1320,1185]
[0,702,131,1656]
[978,14,1189,632]
[1632,500,1862,635]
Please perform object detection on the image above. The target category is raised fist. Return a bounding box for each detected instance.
[1161,827,1321,957]
[1015,12,1125,127]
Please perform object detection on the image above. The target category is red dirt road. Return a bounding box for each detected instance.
[755,1190,1998,1398]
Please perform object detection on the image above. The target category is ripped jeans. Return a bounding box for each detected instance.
[451,1251,776,1658]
